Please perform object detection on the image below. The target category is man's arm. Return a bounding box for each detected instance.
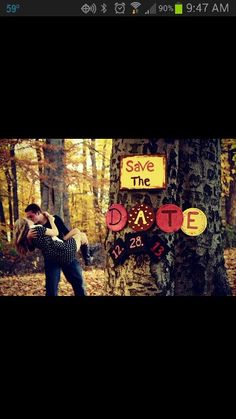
[42,213,69,239]
[42,212,59,236]
[53,215,70,237]
[44,215,59,237]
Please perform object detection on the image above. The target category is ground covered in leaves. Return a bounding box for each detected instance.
[0,268,106,296]
[0,249,236,296]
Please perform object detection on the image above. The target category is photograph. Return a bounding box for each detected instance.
[0,138,235,296]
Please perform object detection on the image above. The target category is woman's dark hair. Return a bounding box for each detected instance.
[25,204,42,214]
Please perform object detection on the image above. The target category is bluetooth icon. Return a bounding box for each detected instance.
[101,3,107,13]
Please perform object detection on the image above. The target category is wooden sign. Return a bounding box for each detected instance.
[156,204,183,233]
[120,155,166,190]
[181,208,207,236]
[105,204,128,232]
[108,238,127,266]
[148,235,169,263]
[128,204,155,231]
[125,232,148,255]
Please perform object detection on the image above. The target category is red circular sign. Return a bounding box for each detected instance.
[128,204,155,231]
[156,204,183,233]
[105,204,128,232]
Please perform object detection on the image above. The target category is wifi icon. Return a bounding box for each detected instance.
[131,2,141,14]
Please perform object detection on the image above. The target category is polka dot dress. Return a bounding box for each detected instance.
[32,226,77,265]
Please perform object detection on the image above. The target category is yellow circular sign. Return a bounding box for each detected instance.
[181,208,207,236]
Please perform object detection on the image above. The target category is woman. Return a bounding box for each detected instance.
[14,212,83,265]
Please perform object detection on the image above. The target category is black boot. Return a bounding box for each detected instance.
[80,244,93,266]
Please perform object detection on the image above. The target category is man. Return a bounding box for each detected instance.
[25,203,91,296]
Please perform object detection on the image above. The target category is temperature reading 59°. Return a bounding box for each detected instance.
[6,3,21,13]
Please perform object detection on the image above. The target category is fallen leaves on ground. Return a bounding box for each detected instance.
[0,268,106,296]
[1,249,236,296]
[224,248,236,295]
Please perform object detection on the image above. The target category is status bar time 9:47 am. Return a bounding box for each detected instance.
[0,1,233,16]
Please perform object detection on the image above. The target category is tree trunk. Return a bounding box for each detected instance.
[82,140,89,231]
[105,139,231,296]
[174,139,231,295]
[10,143,19,222]
[105,138,180,296]
[63,184,71,229]
[41,139,69,224]
[100,140,107,210]
[0,193,7,241]
[90,139,102,241]
[4,167,13,240]
[39,140,50,210]
[35,139,45,206]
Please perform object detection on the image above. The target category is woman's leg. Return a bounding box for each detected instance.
[72,233,81,252]
[80,232,89,245]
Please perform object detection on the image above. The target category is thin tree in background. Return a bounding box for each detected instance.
[0,192,7,241]
[3,166,13,240]
[100,140,107,211]
[62,143,71,228]
[82,139,89,231]
[35,139,45,205]
[89,139,102,241]
[10,141,19,222]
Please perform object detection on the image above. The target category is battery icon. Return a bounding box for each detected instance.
[175,3,183,14]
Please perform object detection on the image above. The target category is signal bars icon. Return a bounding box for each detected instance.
[145,2,157,14]
[81,3,97,14]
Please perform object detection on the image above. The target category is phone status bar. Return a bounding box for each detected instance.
[0,1,235,17]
